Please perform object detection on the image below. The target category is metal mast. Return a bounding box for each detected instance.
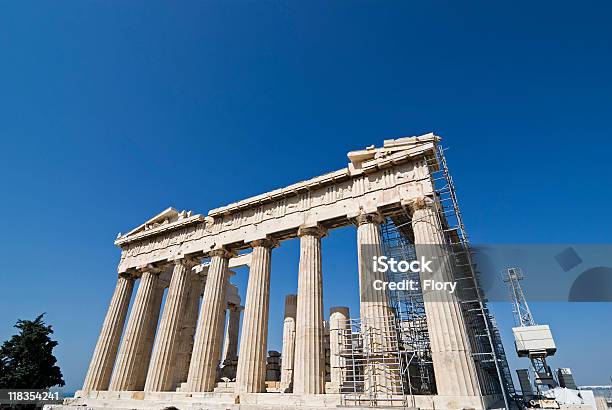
[503,268,536,327]
[504,268,557,396]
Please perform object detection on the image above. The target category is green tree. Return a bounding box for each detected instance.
[0,314,65,389]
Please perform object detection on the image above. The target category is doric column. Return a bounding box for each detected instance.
[82,273,135,391]
[280,294,297,393]
[222,304,242,362]
[145,257,198,391]
[293,225,326,395]
[173,272,204,389]
[186,248,233,392]
[136,279,165,388]
[110,268,164,391]
[329,306,350,393]
[354,212,402,395]
[235,239,276,393]
[408,196,481,397]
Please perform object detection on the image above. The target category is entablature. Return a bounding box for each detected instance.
[115,134,439,273]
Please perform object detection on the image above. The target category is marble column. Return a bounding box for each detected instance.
[235,239,275,393]
[173,272,204,389]
[280,294,297,393]
[110,268,164,391]
[409,196,481,397]
[222,304,242,362]
[136,282,165,388]
[145,257,197,391]
[186,248,233,392]
[82,273,135,391]
[329,306,350,393]
[293,225,326,395]
[354,212,402,394]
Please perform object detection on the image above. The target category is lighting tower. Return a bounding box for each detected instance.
[503,268,557,395]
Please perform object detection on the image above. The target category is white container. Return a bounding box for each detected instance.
[512,325,556,357]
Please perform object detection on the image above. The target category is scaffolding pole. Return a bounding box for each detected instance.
[426,144,514,408]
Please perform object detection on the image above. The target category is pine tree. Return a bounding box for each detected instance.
[0,314,65,389]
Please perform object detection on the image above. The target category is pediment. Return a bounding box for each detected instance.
[115,207,201,245]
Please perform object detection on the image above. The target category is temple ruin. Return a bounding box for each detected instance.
[59,133,514,409]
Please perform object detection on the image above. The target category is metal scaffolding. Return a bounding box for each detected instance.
[336,315,408,407]
[425,144,515,405]
[380,216,436,397]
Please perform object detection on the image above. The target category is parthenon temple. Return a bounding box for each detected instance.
[62,134,513,410]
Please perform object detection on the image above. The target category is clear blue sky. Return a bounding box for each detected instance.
[1,1,611,393]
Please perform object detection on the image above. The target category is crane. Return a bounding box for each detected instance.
[503,268,557,397]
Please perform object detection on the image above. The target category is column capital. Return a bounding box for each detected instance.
[118,271,135,280]
[209,247,236,259]
[137,263,164,276]
[249,238,279,249]
[404,196,435,214]
[171,255,200,268]
[352,212,385,226]
[297,224,327,238]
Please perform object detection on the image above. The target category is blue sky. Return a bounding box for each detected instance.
[1,1,611,392]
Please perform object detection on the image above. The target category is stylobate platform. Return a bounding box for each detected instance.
[45,390,504,410]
